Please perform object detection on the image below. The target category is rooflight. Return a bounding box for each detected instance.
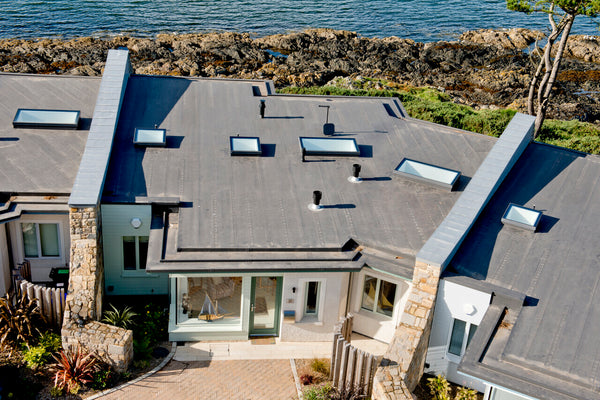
[299,137,360,156]
[13,109,80,129]
[501,203,542,231]
[230,136,262,156]
[134,128,166,147]
[394,158,461,190]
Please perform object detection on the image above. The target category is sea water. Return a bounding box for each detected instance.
[0,0,598,41]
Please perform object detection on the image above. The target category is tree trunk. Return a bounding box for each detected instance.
[533,14,575,136]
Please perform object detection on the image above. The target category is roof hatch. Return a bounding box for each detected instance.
[134,128,166,147]
[299,137,360,156]
[230,136,262,156]
[13,109,80,129]
[394,158,461,190]
[501,203,542,231]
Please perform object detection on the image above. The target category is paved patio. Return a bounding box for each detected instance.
[98,334,387,399]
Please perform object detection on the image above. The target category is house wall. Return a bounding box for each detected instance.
[0,224,11,296]
[101,204,168,295]
[8,213,70,283]
[350,268,411,343]
[280,272,349,342]
[425,280,491,392]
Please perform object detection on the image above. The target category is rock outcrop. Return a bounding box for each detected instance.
[1,28,599,122]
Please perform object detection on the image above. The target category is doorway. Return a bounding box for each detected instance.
[249,276,282,336]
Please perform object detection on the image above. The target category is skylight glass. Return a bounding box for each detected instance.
[394,158,461,190]
[501,203,542,231]
[13,109,80,129]
[299,137,360,156]
[230,136,262,156]
[134,128,166,146]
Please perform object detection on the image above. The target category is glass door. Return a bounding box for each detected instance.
[249,276,282,336]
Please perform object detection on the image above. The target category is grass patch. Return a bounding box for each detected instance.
[277,85,600,154]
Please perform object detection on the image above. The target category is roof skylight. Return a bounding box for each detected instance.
[394,158,461,190]
[299,137,360,156]
[501,203,542,231]
[134,128,166,147]
[230,136,262,156]
[13,109,80,129]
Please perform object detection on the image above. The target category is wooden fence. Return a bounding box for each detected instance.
[330,314,378,398]
[18,280,65,329]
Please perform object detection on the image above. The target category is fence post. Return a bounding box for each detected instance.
[346,347,357,391]
[337,342,350,389]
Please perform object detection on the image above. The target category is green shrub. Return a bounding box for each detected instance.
[135,304,168,346]
[303,383,334,400]
[427,374,451,400]
[455,386,478,400]
[23,345,50,369]
[91,366,120,390]
[38,331,61,353]
[102,304,138,330]
[133,336,153,361]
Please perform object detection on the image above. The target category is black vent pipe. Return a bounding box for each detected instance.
[353,164,361,179]
[313,190,322,206]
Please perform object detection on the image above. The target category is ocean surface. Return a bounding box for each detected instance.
[0,0,598,42]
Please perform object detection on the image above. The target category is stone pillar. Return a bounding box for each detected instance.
[62,206,133,372]
[64,206,103,322]
[372,261,441,400]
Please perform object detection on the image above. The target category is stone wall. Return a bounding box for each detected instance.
[62,206,133,372]
[372,261,441,400]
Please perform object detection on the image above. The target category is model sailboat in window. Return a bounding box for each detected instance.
[198,294,229,321]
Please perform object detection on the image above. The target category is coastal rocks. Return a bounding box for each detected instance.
[1,28,599,122]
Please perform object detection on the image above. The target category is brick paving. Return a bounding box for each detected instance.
[100,359,298,400]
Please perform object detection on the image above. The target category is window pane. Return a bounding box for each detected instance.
[377,280,396,317]
[21,223,39,257]
[123,236,136,270]
[182,277,242,324]
[138,236,149,270]
[39,223,60,257]
[467,324,478,348]
[361,275,377,311]
[448,319,466,356]
[305,281,319,315]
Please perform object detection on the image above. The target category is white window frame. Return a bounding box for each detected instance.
[20,222,62,259]
[446,317,478,363]
[297,278,327,323]
[122,235,149,273]
[360,274,397,318]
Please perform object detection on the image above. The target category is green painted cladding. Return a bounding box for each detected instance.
[101,204,168,295]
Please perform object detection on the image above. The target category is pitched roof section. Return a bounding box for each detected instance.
[0,74,100,194]
[452,144,600,400]
[416,113,535,269]
[69,49,131,207]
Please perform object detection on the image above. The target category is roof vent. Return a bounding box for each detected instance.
[309,190,323,211]
[13,109,80,129]
[394,158,461,190]
[230,136,262,156]
[501,203,542,231]
[134,128,166,147]
[348,163,362,183]
[318,105,334,135]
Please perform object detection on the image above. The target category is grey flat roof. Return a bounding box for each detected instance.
[449,143,600,400]
[0,73,100,194]
[69,49,131,207]
[104,75,497,273]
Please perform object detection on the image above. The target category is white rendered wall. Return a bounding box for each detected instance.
[350,269,411,343]
[0,225,10,296]
[426,280,491,392]
[101,204,168,295]
[8,214,70,283]
[280,272,349,342]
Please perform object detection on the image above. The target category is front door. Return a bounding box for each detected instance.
[249,276,282,336]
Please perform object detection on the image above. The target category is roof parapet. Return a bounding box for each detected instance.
[416,113,535,270]
[69,49,132,207]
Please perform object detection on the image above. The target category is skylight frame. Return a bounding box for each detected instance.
[393,158,461,190]
[501,203,542,231]
[134,128,167,147]
[13,108,80,129]
[299,137,360,156]
[230,136,262,156]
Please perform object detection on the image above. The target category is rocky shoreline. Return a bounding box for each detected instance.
[1,28,599,122]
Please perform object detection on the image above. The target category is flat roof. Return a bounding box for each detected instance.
[450,143,600,400]
[0,73,101,194]
[103,75,496,272]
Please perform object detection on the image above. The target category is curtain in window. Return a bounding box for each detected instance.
[39,223,59,257]
[361,276,377,311]
[21,223,38,257]
[377,280,396,317]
